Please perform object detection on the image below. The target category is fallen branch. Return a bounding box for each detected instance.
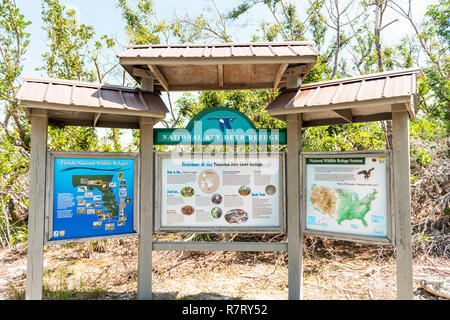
[417,279,450,299]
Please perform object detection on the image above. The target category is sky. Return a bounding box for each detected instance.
[18,0,433,78]
[14,0,434,145]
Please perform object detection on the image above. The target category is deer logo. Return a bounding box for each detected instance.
[207,117,236,132]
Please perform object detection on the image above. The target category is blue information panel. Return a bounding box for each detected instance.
[49,155,137,241]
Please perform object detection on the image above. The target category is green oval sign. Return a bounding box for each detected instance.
[154,107,286,145]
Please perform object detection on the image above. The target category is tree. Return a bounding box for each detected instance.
[228,0,308,42]
[0,0,31,246]
[0,0,30,151]
[117,0,195,132]
[173,0,232,43]
[40,0,124,152]
[322,0,360,79]
[390,0,449,120]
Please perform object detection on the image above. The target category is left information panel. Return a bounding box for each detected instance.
[47,153,139,242]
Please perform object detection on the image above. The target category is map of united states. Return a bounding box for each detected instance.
[309,185,378,226]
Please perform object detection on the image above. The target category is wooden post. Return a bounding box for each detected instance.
[392,110,413,300]
[137,117,154,300]
[286,113,303,300]
[26,109,48,300]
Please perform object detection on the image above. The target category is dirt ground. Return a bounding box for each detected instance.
[0,237,448,300]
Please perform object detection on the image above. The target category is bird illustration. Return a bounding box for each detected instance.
[207,117,236,132]
[358,167,375,180]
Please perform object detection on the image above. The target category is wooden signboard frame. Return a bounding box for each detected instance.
[154,152,286,233]
[300,150,394,245]
[44,151,140,244]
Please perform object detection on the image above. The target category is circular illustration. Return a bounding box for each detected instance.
[181,186,195,198]
[181,205,195,215]
[238,185,251,196]
[224,209,248,224]
[210,207,222,219]
[198,169,220,194]
[211,193,222,205]
[265,184,276,195]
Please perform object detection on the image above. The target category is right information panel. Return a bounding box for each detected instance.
[303,152,391,241]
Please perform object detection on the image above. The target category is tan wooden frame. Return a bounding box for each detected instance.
[153,152,286,233]
[300,150,394,245]
[44,151,140,245]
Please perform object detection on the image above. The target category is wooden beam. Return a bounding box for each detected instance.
[137,117,154,300]
[132,67,155,79]
[302,113,392,127]
[147,65,169,91]
[167,83,275,91]
[217,64,224,88]
[273,63,289,89]
[391,103,408,113]
[286,113,303,300]
[93,112,101,127]
[286,74,302,89]
[26,109,48,300]
[50,118,140,129]
[267,95,411,116]
[141,78,154,92]
[22,101,167,119]
[392,111,413,300]
[285,65,306,76]
[120,55,318,66]
[333,108,353,123]
[153,241,287,252]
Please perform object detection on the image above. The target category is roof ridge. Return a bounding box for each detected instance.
[300,68,421,89]
[122,41,316,49]
[20,76,157,94]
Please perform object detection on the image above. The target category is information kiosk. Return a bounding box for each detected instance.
[16,41,419,300]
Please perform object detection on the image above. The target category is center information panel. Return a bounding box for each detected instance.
[155,153,285,232]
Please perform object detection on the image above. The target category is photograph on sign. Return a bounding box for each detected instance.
[302,152,392,243]
[155,153,285,232]
[46,152,139,242]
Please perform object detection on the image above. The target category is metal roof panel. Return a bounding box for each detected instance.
[17,76,169,118]
[266,69,420,122]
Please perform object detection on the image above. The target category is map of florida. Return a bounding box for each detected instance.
[310,185,378,226]
[72,175,118,218]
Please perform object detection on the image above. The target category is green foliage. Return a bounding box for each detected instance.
[0,0,31,247]
[39,0,96,81]
[47,126,99,152]
[175,90,285,129]
[409,115,446,167]
[416,0,450,121]
[116,0,161,45]
[40,0,127,154]
[0,0,30,104]
[302,122,386,152]
[228,0,308,41]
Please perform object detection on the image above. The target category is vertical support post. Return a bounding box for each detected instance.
[286,75,302,90]
[137,117,154,300]
[286,113,303,300]
[141,78,154,92]
[392,110,413,300]
[26,110,48,300]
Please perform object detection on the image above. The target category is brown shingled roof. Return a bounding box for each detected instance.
[119,42,319,60]
[266,69,420,126]
[118,42,319,91]
[17,77,168,129]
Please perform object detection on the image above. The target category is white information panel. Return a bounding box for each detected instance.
[302,152,392,243]
[155,153,285,232]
